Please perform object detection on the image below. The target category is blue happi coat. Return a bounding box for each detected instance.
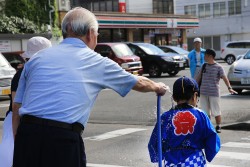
[148,104,220,166]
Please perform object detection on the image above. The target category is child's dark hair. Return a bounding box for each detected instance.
[205,49,216,58]
[172,76,199,102]
[173,88,197,102]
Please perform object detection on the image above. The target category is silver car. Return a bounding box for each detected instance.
[0,53,16,96]
[227,50,250,94]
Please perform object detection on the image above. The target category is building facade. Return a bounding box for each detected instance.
[60,0,198,48]
[175,0,250,55]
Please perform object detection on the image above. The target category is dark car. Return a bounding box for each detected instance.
[2,51,25,70]
[126,43,185,77]
[95,43,143,75]
[157,45,189,67]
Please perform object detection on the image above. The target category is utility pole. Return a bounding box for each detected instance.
[48,0,55,30]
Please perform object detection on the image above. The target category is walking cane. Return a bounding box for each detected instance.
[157,95,162,167]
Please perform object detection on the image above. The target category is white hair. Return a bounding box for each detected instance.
[61,7,99,38]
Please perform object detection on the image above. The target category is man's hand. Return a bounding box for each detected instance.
[132,76,170,96]
[155,82,170,96]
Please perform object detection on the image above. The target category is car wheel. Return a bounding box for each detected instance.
[168,71,178,76]
[234,89,243,94]
[225,55,235,65]
[148,64,162,77]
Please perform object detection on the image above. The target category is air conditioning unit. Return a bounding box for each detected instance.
[58,0,70,11]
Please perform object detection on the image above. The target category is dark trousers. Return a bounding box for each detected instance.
[13,121,86,167]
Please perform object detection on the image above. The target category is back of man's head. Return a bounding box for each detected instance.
[61,7,99,38]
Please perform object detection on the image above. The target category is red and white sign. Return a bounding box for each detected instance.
[119,0,126,13]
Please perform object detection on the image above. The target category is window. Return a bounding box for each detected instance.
[184,5,196,16]
[245,42,250,48]
[229,0,242,16]
[82,0,119,12]
[213,2,226,17]
[213,36,221,50]
[93,2,99,11]
[100,1,106,11]
[98,29,111,42]
[198,3,210,18]
[113,29,127,42]
[227,42,245,48]
[203,37,212,49]
[153,0,174,14]
[133,29,144,42]
[106,0,112,11]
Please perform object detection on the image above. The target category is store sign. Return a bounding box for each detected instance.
[0,40,11,52]
[167,19,177,28]
[119,0,126,13]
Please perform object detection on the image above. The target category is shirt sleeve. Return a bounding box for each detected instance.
[148,113,167,163]
[14,67,27,104]
[102,58,138,97]
[219,65,226,78]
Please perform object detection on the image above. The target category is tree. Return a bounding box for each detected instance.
[3,0,59,36]
[0,14,49,34]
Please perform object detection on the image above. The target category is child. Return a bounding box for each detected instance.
[196,49,237,133]
[148,76,220,167]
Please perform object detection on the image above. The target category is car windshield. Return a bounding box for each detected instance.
[0,53,10,67]
[170,47,189,54]
[112,44,134,58]
[137,43,165,55]
[244,50,250,59]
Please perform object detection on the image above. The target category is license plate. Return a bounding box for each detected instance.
[179,63,184,67]
[241,78,250,84]
[2,89,11,95]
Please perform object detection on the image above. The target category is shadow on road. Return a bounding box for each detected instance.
[222,122,250,131]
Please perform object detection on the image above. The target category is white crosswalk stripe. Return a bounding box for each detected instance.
[207,165,233,167]
[87,163,128,167]
[222,142,250,148]
[216,151,250,160]
[0,104,9,107]
[207,141,250,167]
[84,128,146,141]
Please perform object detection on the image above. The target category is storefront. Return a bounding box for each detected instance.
[58,11,199,48]
[95,12,199,47]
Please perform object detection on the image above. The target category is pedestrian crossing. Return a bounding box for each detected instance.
[207,141,250,167]
[85,128,250,167]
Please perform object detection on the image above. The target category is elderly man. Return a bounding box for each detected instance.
[12,7,169,167]
[188,37,205,79]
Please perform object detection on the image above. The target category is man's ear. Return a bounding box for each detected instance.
[86,29,92,41]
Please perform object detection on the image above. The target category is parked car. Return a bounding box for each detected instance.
[126,43,185,77]
[227,50,250,94]
[221,40,250,65]
[0,53,16,96]
[95,43,143,75]
[2,51,25,70]
[157,45,189,67]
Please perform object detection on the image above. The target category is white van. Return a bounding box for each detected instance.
[221,40,250,65]
[0,53,16,96]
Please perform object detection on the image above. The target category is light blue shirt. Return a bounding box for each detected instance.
[14,38,138,126]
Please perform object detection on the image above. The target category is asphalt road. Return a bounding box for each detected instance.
[1,61,250,167]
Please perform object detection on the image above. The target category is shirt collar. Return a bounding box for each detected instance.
[61,38,87,48]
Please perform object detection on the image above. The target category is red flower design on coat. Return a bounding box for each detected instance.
[172,111,197,135]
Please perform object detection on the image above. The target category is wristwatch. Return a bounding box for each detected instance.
[228,87,232,90]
